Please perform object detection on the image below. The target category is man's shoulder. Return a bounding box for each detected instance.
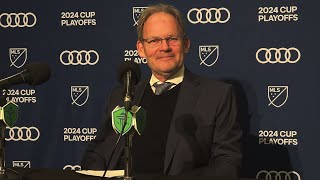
[199,76,230,87]
[188,71,232,90]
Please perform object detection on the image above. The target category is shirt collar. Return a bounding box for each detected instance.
[149,65,184,86]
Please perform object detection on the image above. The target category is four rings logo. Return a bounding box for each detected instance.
[199,45,219,67]
[0,13,36,28]
[256,170,301,180]
[5,127,40,141]
[132,7,147,26]
[256,47,301,64]
[187,8,230,24]
[60,50,99,65]
[63,165,81,171]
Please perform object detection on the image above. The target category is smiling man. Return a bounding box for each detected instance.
[136,10,190,82]
[82,3,242,178]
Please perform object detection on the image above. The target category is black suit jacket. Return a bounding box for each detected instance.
[82,68,242,177]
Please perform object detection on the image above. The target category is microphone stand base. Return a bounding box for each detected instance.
[123,176,135,180]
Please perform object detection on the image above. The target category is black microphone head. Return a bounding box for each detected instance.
[117,61,141,85]
[24,62,51,86]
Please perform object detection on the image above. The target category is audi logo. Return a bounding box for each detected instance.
[256,47,301,64]
[0,13,36,28]
[5,126,40,141]
[187,8,230,24]
[256,170,301,180]
[60,50,99,65]
[63,165,81,171]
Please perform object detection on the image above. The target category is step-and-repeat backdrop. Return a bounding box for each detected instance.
[1,0,319,179]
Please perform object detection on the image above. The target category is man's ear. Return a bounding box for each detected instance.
[136,41,146,58]
[183,37,190,53]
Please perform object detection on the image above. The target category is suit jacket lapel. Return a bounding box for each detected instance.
[133,79,148,106]
[164,68,201,174]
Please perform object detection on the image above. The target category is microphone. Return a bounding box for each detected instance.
[117,61,141,111]
[0,62,51,88]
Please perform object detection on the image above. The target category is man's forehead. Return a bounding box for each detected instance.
[143,12,182,37]
[144,12,177,25]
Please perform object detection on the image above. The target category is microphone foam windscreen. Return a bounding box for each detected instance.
[25,62,51,85]
[117,61,141,85]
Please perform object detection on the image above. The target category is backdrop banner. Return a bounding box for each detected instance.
[1,1,319,179]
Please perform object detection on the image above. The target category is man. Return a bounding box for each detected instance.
[82,3,242,177]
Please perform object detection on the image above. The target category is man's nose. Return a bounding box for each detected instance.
[159,39,171,50]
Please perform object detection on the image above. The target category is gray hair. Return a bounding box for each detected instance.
[137,3,186,40]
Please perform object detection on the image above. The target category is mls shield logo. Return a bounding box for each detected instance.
[13,161,31,168]
[9,48,27,68]
[133,7,147,26]
[268,86,289,108]
[71,86,89,106]
[199,45,219,67]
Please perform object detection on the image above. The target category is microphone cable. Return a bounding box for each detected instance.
[101,110,129,180]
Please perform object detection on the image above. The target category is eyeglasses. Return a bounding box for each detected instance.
[140,35,186,48]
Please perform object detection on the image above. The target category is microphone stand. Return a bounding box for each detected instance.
[0,95,20,180]
[122,71,135,180]
[0,121,6,179]
[123,129,134,180]
[0,95,6,178]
